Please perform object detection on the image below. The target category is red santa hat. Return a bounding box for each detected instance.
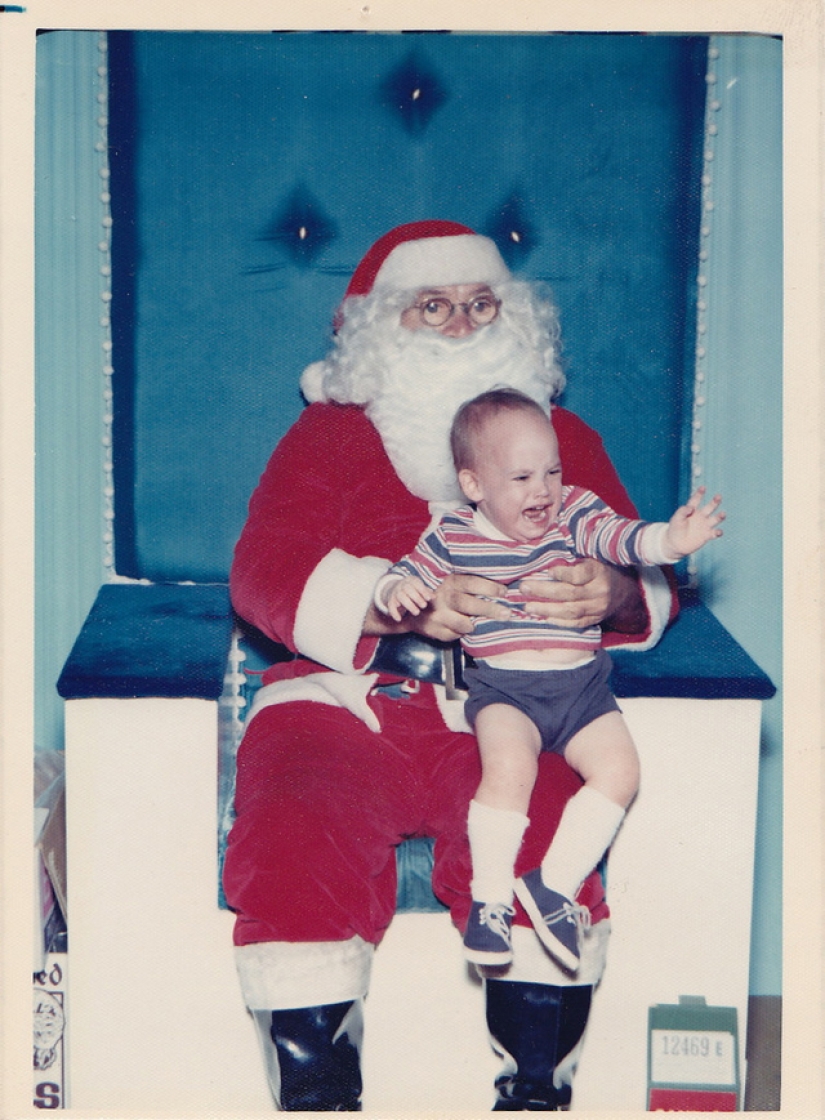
[343,220,511,297]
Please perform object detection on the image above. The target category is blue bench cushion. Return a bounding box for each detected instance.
[610,588,775,701]
[56,583,234,701]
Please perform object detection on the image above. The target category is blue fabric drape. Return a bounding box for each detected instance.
[686,35,782,996]
[35,31,109,754]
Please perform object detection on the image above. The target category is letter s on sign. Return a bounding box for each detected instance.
[33,1081,61,1109]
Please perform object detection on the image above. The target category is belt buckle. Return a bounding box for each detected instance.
[444,644,468,700]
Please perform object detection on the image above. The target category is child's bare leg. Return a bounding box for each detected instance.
[475,702,543,814]
[539,711,639,901]
[512,712,638,970]
[467,703,541,907]
[563,709,640,808]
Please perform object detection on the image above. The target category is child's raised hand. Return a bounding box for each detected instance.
[386,575,434,622]
[665,487,725,558]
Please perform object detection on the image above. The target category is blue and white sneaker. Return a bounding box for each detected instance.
[463,901,516,965]
[514,869,590,972]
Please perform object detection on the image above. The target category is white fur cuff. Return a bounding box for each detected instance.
[293,549,391,672]
[235,937,375,1011]
[479,919,610,987]
[609,565,674,652]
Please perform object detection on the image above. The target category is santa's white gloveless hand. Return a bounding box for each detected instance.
[664,486,725,558]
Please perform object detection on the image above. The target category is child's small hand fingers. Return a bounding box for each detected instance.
[686,486,707,511]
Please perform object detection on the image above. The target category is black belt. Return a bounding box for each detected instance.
[371,633,469,698]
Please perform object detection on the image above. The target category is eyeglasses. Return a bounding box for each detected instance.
[410,293,501,329]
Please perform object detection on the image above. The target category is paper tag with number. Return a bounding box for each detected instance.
[650,1029,736,1086]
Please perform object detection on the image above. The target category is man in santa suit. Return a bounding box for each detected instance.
[223,221,676,1110]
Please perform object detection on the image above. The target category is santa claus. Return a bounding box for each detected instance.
[223,221,676,1110]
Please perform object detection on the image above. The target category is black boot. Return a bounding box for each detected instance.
[485,979,592,1110]
[252,999,364,1111]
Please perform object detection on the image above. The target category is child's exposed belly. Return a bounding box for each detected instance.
[479,646,596,671]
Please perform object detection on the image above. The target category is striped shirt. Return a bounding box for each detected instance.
[387,486,674,659]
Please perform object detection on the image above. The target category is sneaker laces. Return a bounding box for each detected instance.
[478,903,516,939]
[541,900,592,933]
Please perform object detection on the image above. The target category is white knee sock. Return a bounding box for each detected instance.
[468,798,530,906]
[539,786,626,901]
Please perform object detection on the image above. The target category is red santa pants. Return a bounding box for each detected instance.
[223,684,606,947]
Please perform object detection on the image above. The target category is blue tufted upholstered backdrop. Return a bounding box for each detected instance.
[105,31,707,582]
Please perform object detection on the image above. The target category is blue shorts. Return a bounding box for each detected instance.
[463,648,620,756]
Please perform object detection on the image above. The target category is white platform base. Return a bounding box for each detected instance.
[64,694,761,1112]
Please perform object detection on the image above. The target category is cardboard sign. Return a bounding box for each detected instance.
[648,996,739,1111]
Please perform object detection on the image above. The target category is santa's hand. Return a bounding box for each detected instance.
[664,487,725,558]
[519,558,628,632]
[409,573,510,643]
[386,575,434,622]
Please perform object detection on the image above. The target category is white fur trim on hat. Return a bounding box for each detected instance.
[372,234,511,292]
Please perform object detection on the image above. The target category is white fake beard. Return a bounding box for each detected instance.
[366,322,554,502]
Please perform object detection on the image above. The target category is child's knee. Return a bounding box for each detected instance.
[606,735,640,803]
[480,746,539,799]
[618,753,641,806]
[566,728,640,807]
